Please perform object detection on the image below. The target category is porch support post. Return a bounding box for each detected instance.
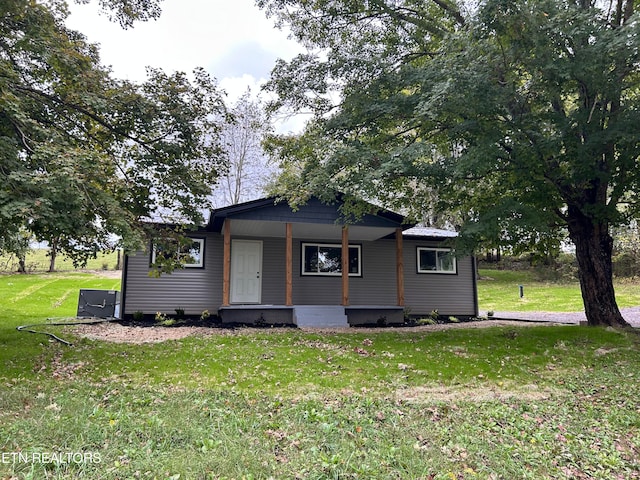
[222,219,231,307]
[342,226,349,306]
[396,227,405,306]
[285,223,293,306]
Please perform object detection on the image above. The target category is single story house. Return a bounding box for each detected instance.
[120,196,478,327]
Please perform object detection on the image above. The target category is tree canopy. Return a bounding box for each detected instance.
[261,0,640,327]
[1,0,226,266]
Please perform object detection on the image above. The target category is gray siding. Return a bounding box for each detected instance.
[291,238,341,304]
[123,232,477,317]
[403,238,477,316]
[351,240,397,305]
[123,232,223,315]
[289,239,399,305]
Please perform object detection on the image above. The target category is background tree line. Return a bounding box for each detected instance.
[1,0,273,272]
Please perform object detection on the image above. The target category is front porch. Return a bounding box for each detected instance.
[208,197,411,328]
[216,218,407,310]
[218,305,405,327]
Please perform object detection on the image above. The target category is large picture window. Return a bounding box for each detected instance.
[417,247,456,274]
[302,243,361,276]
[151,237,205,268]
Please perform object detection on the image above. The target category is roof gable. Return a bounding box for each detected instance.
[207,196,407,233]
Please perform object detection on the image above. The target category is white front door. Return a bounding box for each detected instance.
[230,240,262,304]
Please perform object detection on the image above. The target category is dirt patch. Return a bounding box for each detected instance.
[70,322,226,344]
[78,269,122,279]
[70,319,544,345]
[396,383,562,403]
[303,320,544,335]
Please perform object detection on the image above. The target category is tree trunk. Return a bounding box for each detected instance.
[17,255,26,274]
[48,237,58,273]
[567,211,629,327]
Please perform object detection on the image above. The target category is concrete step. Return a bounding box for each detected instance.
[294,306,349,328]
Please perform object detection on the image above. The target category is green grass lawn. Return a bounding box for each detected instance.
[0,273,639,479]
[478,268,640,312]
[0,249,120,273]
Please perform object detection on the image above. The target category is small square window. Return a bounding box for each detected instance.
[417,247,456,274]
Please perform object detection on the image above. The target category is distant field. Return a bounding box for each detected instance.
[0,249,120,273]
[478,268,640,312]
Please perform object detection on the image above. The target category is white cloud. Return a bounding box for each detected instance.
[66,0,303,100]
[66,0,309,134]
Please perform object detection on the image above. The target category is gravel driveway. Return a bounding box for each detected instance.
[485,306,640,328]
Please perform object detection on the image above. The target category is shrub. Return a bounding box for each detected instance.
[613,251,640,278]
[417,317,436,325]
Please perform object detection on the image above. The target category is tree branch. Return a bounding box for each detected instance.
[11,83,162,149]
[430,0,466,26]
[9,119,35,154]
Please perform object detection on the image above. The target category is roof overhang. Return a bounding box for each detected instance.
[227,219,398,241]
[208,196,414,242]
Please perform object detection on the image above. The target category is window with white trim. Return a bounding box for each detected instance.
[152,237,205,268]
[302,243,361,276]
[417,247,456,274]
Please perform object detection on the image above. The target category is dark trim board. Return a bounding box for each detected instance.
[119,254,128,319]
[219,305,296,325]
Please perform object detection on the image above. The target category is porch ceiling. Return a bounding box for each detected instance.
[228,219,396,241]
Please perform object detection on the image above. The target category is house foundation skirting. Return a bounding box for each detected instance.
[218,305,405,327]
[344,306,404,326]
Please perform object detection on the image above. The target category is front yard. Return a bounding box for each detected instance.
[0,272,639,479]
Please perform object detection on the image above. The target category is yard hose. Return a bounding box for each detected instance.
[16,317,116,346]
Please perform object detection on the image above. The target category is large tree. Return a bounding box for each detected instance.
[259,0,640,327]
[212,89,275,206]
[1,0,226,267]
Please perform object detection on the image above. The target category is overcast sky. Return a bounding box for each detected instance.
[66,0,306,132]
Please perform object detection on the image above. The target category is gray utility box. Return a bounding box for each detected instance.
[77,289,121,319]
